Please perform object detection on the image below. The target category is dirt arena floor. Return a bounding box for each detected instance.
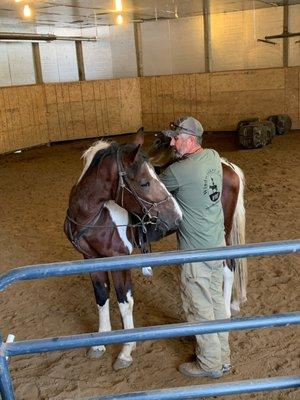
[0,130,299,400]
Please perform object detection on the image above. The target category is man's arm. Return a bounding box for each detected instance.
[159,166,179,193]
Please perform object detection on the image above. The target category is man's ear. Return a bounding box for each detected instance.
[134,127,144,146]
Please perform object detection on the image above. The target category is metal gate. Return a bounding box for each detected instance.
[1,240,300,400]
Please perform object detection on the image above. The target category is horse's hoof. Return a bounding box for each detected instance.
[113,357,132,371]
[87,347,106,359]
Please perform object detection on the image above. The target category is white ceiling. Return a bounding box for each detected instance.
[0,0,299,30]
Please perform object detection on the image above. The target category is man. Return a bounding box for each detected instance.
[159,116,230,379]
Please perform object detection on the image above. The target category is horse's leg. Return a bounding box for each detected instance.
[87,271,111,358]
[111,270,136,371]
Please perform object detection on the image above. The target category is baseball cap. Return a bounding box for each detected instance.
[162,116,204,138]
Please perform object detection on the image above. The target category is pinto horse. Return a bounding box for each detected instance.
[148,133,247,317]
[64,131,182,371]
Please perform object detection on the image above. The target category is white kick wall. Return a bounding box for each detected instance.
[0,5,299,87]
[211,7,283,71]
[140,16,205,76]
[0,22,36,87]
[0,42,35,86]
[82,27,113,80]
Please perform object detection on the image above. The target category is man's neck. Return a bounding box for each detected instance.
[184,145,203,157]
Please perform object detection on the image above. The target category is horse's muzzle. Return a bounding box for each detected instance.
[157,214,181,234]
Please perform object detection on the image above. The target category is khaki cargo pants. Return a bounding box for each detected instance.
[180,259,230,371]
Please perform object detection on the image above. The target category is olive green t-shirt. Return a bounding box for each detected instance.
[160,149,224,250]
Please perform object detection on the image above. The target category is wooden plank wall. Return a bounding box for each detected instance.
[0,85,48,153]
[1,67,299,154]
[0,78,142,154]
[141,67,300,132]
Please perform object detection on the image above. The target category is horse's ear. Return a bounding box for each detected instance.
[134,127,144,147]
[124,144,141,166]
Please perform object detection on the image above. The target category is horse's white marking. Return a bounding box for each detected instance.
[78,140,111,183]
[105,200,133,254]
[170,195,183,220]
[91,299,111,354]
[146,163,183,219]
[98,300,111,332]
[223,263,234,318]
[118,291,136,361]
[142,266,153,277]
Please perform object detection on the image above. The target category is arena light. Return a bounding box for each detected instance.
[116,14,123,25]
[115,0,123,12]
[23,4,32,18]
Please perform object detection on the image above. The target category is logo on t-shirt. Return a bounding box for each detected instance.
[203,169,221,206]
[209,177,220,201]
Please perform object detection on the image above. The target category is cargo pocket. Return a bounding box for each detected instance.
[182,261,211,280]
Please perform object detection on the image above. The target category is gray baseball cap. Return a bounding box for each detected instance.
[162,116,204,138]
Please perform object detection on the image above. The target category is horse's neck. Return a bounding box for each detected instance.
[81,155,118,203]
[70,155,119,223]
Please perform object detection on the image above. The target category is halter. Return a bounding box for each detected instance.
[115,147,172,234]
[66,146,172,255]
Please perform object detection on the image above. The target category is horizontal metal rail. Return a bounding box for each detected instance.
[3,312,300,357]
[0,240,299,292]
[0,32,98,42]
[90,376,300,400]
[1,240,300,400]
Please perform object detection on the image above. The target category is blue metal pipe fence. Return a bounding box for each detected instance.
[0,240,299,292]
[0,240,300,400]
[90,376,300,400]
[3,313,300,357]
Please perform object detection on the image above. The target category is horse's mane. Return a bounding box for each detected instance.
[78,140,148,184]
[78,140,113,183]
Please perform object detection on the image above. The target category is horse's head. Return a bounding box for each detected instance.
[147,132,175,174]
[117,130,182,236]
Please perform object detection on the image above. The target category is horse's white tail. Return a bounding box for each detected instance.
[222,159,247,314]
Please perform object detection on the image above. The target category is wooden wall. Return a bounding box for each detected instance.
[1,67,299,154]
[0,78,142,154]
[141,67,300,132]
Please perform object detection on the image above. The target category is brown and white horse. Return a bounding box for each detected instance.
[64,132,182,370]
[148,133,247,318]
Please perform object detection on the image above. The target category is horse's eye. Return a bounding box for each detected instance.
[154,139,162,148]
[140,181,150,188]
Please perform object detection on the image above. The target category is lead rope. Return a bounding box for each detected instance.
[116,149,154,277]
[68,147,168,274]
[137,224,153,277]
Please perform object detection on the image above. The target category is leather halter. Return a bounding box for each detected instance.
[115,147,171,233]
[66,146,172,254]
